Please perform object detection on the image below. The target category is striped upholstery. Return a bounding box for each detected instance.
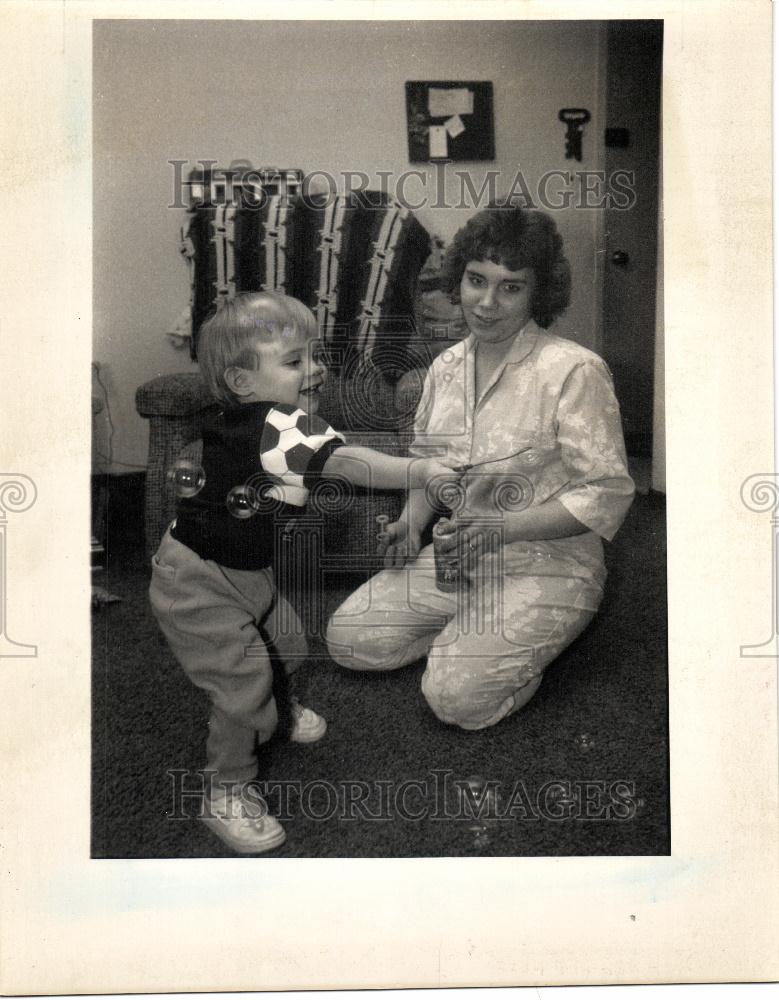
[184,190,431,380]
[182,194,301,352]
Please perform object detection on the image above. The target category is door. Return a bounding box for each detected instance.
[602,20,663,458]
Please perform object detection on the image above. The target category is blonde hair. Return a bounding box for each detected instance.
[198,292,318,407]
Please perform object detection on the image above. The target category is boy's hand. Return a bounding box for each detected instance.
[409,457,463,506]
[377,519,422,568]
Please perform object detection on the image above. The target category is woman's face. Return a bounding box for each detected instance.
[459,259,536,345]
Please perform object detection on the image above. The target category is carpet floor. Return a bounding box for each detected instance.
[92,483,668,858]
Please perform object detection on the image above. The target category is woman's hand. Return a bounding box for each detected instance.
[433,514,496,576]
[377,518,423,569]
[436,498,590,566]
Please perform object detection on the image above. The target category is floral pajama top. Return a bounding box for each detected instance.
[409,319,636,588]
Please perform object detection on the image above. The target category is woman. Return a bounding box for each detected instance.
[326,205,635,730]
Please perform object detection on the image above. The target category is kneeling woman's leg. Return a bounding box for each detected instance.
[326,545,457,671]
[421,570,603,730]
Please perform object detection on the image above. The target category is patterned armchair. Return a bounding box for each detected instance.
[136,168,465,563]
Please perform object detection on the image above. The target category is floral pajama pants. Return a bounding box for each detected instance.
[326,542,605,730]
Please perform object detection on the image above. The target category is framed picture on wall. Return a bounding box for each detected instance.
[405,80,495,162]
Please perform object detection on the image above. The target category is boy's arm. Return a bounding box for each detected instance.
[258,406,456,505]
[323,446,442,491]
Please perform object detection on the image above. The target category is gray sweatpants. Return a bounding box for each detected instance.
[149,529,307,786]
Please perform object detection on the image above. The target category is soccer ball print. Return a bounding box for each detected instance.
[259,404,343,504]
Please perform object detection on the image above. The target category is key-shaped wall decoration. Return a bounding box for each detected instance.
[558,108,591,162]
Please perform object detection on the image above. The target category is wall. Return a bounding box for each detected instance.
[93,19,607,472]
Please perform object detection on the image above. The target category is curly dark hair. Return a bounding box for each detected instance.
[440,205,571,328]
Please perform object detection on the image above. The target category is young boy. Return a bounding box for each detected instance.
[149,291,456,854]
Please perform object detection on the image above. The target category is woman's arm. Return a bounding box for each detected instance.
[488,498,588,541]
[375,364,448,566]
[552,360,635,539]
[401,483,440,534]
[436,497,587,561]
[375,488,440,568]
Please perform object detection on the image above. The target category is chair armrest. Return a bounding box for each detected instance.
[136,373,217,556]
[135,372,214,418]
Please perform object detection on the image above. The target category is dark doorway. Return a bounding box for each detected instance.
[602,20,663,458]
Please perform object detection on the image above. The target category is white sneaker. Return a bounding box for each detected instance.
[201,786,286,854]
[289,700,327,743]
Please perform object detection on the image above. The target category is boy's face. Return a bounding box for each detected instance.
[234,327,328,413]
